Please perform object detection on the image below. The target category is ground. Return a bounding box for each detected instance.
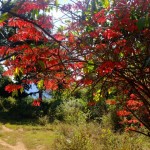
[0,122,149,150]
[0,123,56,150]
[0,125,27,150]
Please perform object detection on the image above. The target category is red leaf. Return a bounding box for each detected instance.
[68,32,75,43]
[130,94,137,99]
[98,61,115,76]
[106,99,116,105]
[32,99,41,107]
[96,43,106,50]
[44,79,58,90]
[93,9,106,24]
[127,100,143,107]
[3,70,13,76]
[0,22,6,27]
[0,46,6,56]
[5,84,23,93]
[82,79,93,85]
[117,110,131,116]
[54,33,65,41]
[88,101,96,106]
[103,29,122,40]
[89,31,99,38]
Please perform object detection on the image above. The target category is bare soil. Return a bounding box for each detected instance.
[0,125,27,150]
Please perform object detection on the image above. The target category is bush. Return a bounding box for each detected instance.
[53,124,92,150]
[100,112,124,132]
[56,97,88,124]
[0,96,42,120]
[38,115,49,126]
[98,128,149,150]
[53,123,150,150]
[0,96,17,112]
[11,97,40,119]
[87,98,107,123]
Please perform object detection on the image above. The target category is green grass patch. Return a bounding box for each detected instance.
[0,132,20,146]
[22,130,56,149]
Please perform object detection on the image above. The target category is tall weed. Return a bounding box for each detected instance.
[53,123,150,150]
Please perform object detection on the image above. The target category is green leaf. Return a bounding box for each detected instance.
[137,17,145,30]
[15,67,19,76]
[57,26,65,32]
[37,79,44,90]
[119,52,124,58]
[20,87,24,94]
[108,87,115,95]
[32,9,39,19]
[145,14,150,27]
[7,97,16,105]
[93,89,103,101]
[12,90,18,97]
[46,7,51,13]
[38,60,45,69]
[12,56,16,60]
[14,67,23,78]
[86,26,94,32]
[101,0,110,8]
[55,0,59,11]
[0,13,9,23]
[87,60,95,73]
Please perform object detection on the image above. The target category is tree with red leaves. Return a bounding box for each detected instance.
[64,0,150,136]
[0,0,69,97]
[0,0,149,136]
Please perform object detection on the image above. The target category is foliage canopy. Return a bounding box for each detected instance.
[0,0,149,136]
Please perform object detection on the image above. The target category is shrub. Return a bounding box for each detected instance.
[53,123,150,150]
[100,112,124,132]
[98,128,149,150]
[38,115,49,126]
[53,124,92,150]
[87,98,107,123]
[56,97,88,124]
[0,96,17,112]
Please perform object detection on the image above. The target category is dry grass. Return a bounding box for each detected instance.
[53,123,150,150]
[0,122,149,150]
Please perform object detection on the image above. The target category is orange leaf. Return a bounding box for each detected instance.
[54,33,65,41]
[44,79,58,90]
[5,84,23,93]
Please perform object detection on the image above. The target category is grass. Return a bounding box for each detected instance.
[0,122,56,150]
[22,129,56,149]
[53,123,150,150]
[0,132,19,145]
[0,121,149,150]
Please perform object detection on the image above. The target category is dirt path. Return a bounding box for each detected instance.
[0,125,27,150]
[2,125,13,132]
[0,139,27,150]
